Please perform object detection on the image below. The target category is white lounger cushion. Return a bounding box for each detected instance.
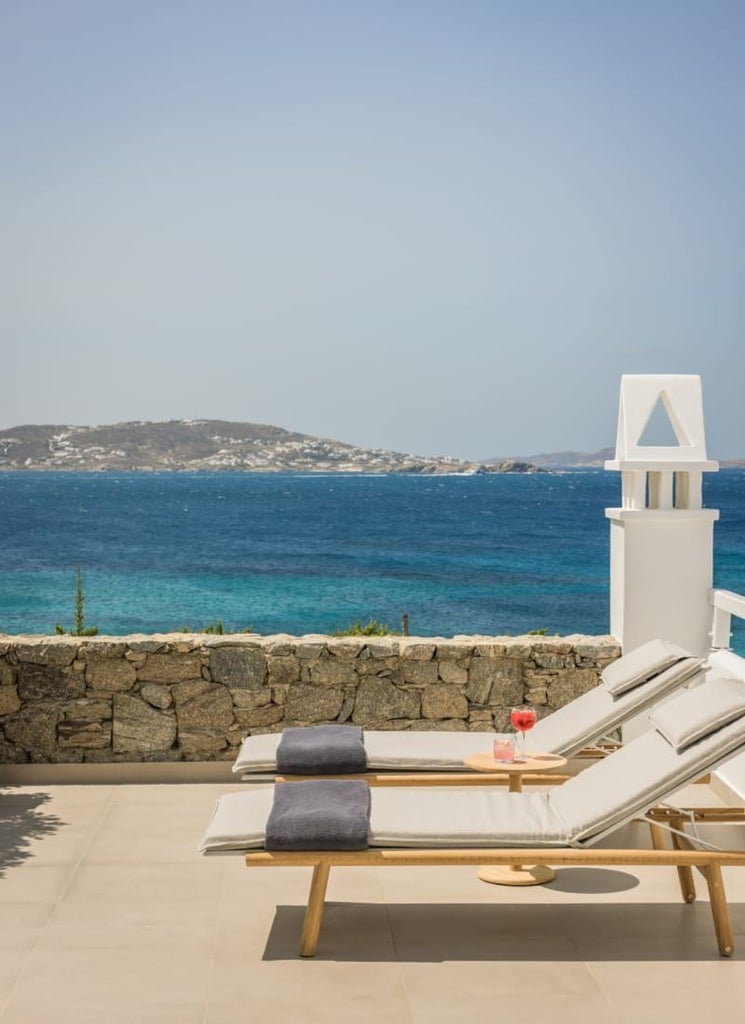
[601,638,689,696]
[527,655,700,755]
[199,786,571,853]
[649,677,745,752]
[552,683,745,844]
[231,651,702,774]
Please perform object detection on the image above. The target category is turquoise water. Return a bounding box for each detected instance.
[0,470,743,643]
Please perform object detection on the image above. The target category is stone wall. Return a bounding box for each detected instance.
[0,633,620,764]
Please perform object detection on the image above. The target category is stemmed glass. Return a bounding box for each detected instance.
[510,706,537,760]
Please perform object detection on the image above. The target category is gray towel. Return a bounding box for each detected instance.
[265,779,371,851]
[276,724,368,774]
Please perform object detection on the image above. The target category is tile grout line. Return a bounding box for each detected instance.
[0,784,119,1022]
[379,869,416,1024]
[201,849,229,1024]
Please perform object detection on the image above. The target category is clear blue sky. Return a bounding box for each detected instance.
[2,1,744,458]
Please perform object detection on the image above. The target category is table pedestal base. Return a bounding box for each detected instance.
[478,864,555,886]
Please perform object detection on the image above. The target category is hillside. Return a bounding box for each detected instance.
[0,421,540,474]
[488,448,745,469]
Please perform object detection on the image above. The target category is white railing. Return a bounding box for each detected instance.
[711,590,745,649]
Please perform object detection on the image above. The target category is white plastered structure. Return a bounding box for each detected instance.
[605,375,719,739]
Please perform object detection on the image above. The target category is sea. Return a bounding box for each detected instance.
[0,470,744,649]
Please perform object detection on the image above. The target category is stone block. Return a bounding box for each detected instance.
[400,641,435,661]
[140,684,172,710]
[229,689,272,709]
[326,639,365,659]
[267,656,300,687]
[4,705,59,754]
[137,654,203,684]
[17,664,85,702]
[264,637,294,656]
[530,640,573,654]
[467,659,523,706]
[421,685,468,719]
[307,658,359,686]
[436,641,474,659]
[61,699,112,722]
[210,647,267,689]
[0,664,17,687]
[338,695,355,723]
[468,709,494,722]
[284,684,344,722]
[171,679,211,705]
[547,669,599,706]
[233,705,284,729]
[532,652,572,670]
[524,685,548,705]
[572,639,621,662]
[295,641,327,659]
[15,642,77,666]
[438,661,468,685]
[401,661,439,686]
[179,728,228,758]
[0,685,21,716]
[79,642,129,660]
[58,721,112,749]
[176,684,234,731]
[356,657,398,675]
[123,639,165,653]
[352,678,420,725]
[471,643,508,658]
[363,639,400,659]
[86,659,137,692]
[0,738,27,762]
[113,694,177,753]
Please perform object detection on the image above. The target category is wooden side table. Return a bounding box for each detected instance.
[463,752,568,886]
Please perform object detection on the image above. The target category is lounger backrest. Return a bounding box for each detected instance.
[549,677,745,846]
[529,653,702,757]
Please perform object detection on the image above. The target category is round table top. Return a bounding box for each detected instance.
[464,752,567,775]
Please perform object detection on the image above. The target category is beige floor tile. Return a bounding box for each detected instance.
[0,903,55,948]
[0,1004,207,1024]
[206,962,410,1021]
[3,947,212,1008]
[0,863,78,904]
[61,860,226,907]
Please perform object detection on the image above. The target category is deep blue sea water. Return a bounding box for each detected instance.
[0,471,743,645]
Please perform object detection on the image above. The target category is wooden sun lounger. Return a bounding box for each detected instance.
[245,806,745,958]
[274,771,572,786]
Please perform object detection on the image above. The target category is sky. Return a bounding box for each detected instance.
[1,0,744,460]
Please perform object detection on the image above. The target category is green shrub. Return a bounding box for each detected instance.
[333,619,400,637]
[55,566,98,637]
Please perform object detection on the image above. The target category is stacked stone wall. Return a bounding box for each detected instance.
[0,634,620,764]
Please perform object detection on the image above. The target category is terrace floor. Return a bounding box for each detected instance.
[1,776,745,1024]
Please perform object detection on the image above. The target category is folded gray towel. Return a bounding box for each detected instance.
[265,779,371,851]
[276,724,368,774]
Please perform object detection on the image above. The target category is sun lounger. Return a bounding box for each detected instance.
[232,639,702,782]
[201,676,745,956]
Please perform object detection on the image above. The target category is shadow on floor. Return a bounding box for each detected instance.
[263,900,745,963]
[0,790,65,875]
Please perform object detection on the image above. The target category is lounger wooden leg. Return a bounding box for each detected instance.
[300,861,331,958]
[669,816,696,904]
[702,863,734,957]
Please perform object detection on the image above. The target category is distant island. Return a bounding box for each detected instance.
[488,448,745,469]
[0,421,540,475]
